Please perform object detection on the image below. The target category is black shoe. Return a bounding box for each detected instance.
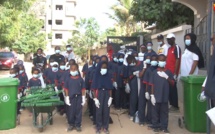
[67,125,74,131]
[153,128,160,133]
[76,127,82,132]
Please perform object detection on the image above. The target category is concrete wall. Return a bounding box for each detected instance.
[172,0,207,27]
[90,47,107,56]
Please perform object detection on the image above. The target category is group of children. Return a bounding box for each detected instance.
[9,47,174,134]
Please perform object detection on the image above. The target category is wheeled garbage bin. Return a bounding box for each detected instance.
[181,75,207,132]
[0,78,19,130]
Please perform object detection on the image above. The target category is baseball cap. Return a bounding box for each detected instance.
[157,34,164,40]
[166,33,175,39]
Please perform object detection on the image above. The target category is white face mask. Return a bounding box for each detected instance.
[19,70,24,74]
[55,50,61,54]
[158,41,163,45]
[67,47,72,51]
[32,74,39,78]
[147,46,152,50]
[70,71,78,76]
[158,61,166,67]
[60,65,65,70]
[100,69,107,75]
[88,65,93,68]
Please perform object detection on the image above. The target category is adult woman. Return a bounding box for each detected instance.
[180,33,204,77]
[33,48,47,72]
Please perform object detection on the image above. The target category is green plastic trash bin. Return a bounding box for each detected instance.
[0,78,19,130]
[181,75,207,133]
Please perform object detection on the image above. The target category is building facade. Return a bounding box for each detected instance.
[39,0,77,53]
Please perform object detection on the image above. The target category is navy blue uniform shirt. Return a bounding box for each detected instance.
[64,76,85,97]
[28,78,42,88]
[149,69,174,103]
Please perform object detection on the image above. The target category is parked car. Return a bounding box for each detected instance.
[0,52,15,69]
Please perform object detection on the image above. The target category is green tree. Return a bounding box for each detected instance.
[130,0,194,30]
[0,0,46,53]
[67,18,100,56]
[106,0,137,36]
[12,13,46,54]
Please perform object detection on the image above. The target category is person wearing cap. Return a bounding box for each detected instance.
[64,45,75,62]
[50,46,65,65]
[43,61,59,86]
[157,34,169,56]
[165,33,181,111]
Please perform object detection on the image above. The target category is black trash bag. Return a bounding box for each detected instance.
[205,47,215,99]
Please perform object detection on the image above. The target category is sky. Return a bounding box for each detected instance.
[76,0,117,32]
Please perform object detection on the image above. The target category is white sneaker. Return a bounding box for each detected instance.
[130,116,133,121]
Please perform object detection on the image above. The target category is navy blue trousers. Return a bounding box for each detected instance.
[152,103,168,130]
[96,90,110,130]
[129,86,138,116]
[115,87,126,109]
[67,95,82,127]
[169,82,179,108]
[138,86,146,123]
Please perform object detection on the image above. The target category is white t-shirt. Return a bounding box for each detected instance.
[157,44,169,56]
[63,51,75,61]
[180,49,199,77]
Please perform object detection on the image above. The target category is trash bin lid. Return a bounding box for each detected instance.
[180,75,206,84]
[0,78,19,86]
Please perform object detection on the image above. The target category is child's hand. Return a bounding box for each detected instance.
[113,82,118,89]
[108,97,113,107]
[65,96,71,106]
[81,96,86,106]
[145,92,150,100]
[157,71,169,79]
[93,98,100,108]
[125,83,130,94]
[200,91,206,101]
[150,95,156,106]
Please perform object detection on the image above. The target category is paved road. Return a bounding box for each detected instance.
[0,62,209,134]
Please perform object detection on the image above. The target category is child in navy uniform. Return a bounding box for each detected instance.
[43,62,59,85]
[92,61,113,134]
[149,54,174,133]
[18,65,28,95]
[28,68,42,89]
[127,54,143,120]
[90,56,101,125]
[9,68,22,117]
[115,53,126,110]
[56,61,66,114]
[141,55,158,125]
[64,63,85,132]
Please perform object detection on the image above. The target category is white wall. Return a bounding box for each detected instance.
[151,25,192,53]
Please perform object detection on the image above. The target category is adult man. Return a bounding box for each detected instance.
[138,45,146,61]
[50,46,65,64]
[157,34,169,56]
[33,48,47,71]
[64,45,75,62]
[165,33,181,111]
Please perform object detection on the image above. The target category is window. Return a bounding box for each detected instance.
[56,5,63,10]
[55,20,63,25]
[55,34,62,39]
[48,20,52,25]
